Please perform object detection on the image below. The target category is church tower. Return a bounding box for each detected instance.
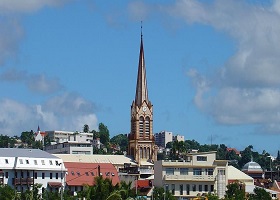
[128,32,157,165]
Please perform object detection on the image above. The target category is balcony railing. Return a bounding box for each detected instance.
[13,178,33,185]
[139,168,154,174]
[164,174,215,181]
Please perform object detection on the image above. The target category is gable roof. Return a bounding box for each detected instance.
[0,148,58,159]
[64,162,119,186]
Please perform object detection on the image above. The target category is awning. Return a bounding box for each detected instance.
[48,182,62,188]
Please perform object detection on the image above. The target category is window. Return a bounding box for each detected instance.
[180,184,183,195]
[171,184,175,195]
[206,168,214,175]
[197,156,207,161]
[21,171,24,178]
[193,168,202,175]
[204,185,208,192]
[26,160,29,164]
[166,168,174,175]
[56,173,59,179]
[218,169,225,175]
[19,159,23,164]
[49,160,53,165]
[77,172,80,176]
[211,185,214,192]
[106,172,110,176]
[34,172,37,179]
[91,172,94,176]
[180,168,188,175]
[186,184,190,195]
[272,194,276,198]
[165,184,169,192]
[5,172,8,178]
[50,173,53,179]
[42,173,45,179]
[192,184,196,192]
[27,171,30,177]
[71,171,75,175]
[41,160,45,165]
[55,161,59,166]
[85,172,89,176]
[5,159,8,164]
[199,185,202,192]
[15,172,17,178]
[34,160,38,165]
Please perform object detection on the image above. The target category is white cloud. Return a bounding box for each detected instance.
[0,0,70,14]
[0,69,63,94]
[0,93,98,136]
[162,0,280,133]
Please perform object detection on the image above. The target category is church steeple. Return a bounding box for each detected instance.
[135,32,149,107]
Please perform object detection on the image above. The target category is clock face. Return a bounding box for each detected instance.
[142,106,147,112]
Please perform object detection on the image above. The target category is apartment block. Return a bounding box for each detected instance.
[154,131,173,148]
[154,151,228,199]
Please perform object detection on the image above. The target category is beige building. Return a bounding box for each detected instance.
[154,151,228,199]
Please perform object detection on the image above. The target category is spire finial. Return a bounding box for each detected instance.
[141,21,143,39]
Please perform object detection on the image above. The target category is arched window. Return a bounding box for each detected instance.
[145,117,150,138]
[147,147,150,159]
[139,116,144,138]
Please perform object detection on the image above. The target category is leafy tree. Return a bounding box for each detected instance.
[0,185,16,200]
[206,193,219,200]
[83,124,90,133]
[110,134,128,152]
[99,123,110,145]
[21,131,35,147]
[224,182,245,200]
[248,187,272,200]
[152,187,176,200]
[166,142,172,148]
[185,139,200,150]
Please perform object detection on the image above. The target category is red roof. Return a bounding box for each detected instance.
[137,180,151,188]
[226,148,240,155]
[64,162,119,186]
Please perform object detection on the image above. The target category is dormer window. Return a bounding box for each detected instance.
[19,159,23,164]
[26,160,29,164]
[5,159,8,164]
[49,160,53,165]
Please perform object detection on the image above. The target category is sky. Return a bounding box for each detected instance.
[0,0,280,155]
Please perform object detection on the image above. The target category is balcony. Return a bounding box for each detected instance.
[164,174,215,181]
[13,178,33,185]
[139,168,154,174]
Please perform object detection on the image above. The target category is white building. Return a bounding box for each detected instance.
[154,131,173,148]
[44,141,93,154]
[173,134,184,143]
[0,148,66,195]
[154,151,228,199]
[44,131,94,155]
[45,131,93,144]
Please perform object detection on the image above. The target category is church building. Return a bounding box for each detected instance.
[128,32,158,167]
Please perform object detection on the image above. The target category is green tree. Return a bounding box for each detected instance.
[206,193,219,200]
[0,185,16,200]
[99,123,110,145]
[21,131,35,147]
[248,187,272,200]
[152,187,176,200]
[83,124,90,133]
[224,182,245,200]
[110,134,128,152]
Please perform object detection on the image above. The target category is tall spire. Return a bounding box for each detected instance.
[135,23,149,106]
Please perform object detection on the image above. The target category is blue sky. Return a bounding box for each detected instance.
[0,0,280,155]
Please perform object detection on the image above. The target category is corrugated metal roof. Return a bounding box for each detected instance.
[64,162,119,186]
[0,148,58,159]
[54,154,137,165]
